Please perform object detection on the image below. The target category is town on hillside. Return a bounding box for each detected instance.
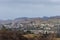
[0,16,60,40]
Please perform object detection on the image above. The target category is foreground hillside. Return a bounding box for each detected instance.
[0,30,59,40]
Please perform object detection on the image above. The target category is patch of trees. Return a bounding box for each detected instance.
[0,30,27,40]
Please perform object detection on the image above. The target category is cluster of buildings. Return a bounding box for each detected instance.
[1,21,60,34]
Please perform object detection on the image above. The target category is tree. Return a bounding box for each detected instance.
[1,25,7,30]
[25,30,32,34]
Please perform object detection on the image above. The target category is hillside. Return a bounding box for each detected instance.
[0,16,60,27]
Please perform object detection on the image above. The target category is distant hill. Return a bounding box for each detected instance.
[0,16,60,25]
[49,16,60,19]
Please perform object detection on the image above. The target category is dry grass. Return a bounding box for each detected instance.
[23,34,37,38]
[55,38,60,40]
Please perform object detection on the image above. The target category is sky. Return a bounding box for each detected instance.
[0,0,60,20]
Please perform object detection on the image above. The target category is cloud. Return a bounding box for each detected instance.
[51,0,60,2]
[0,0,60,19]
[0,0,60,5]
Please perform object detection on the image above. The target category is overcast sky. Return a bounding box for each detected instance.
[0,0,60,20]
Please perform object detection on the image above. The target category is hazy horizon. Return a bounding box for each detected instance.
[0,0,60,20]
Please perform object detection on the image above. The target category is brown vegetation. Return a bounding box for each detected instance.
[0,30,57,40]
